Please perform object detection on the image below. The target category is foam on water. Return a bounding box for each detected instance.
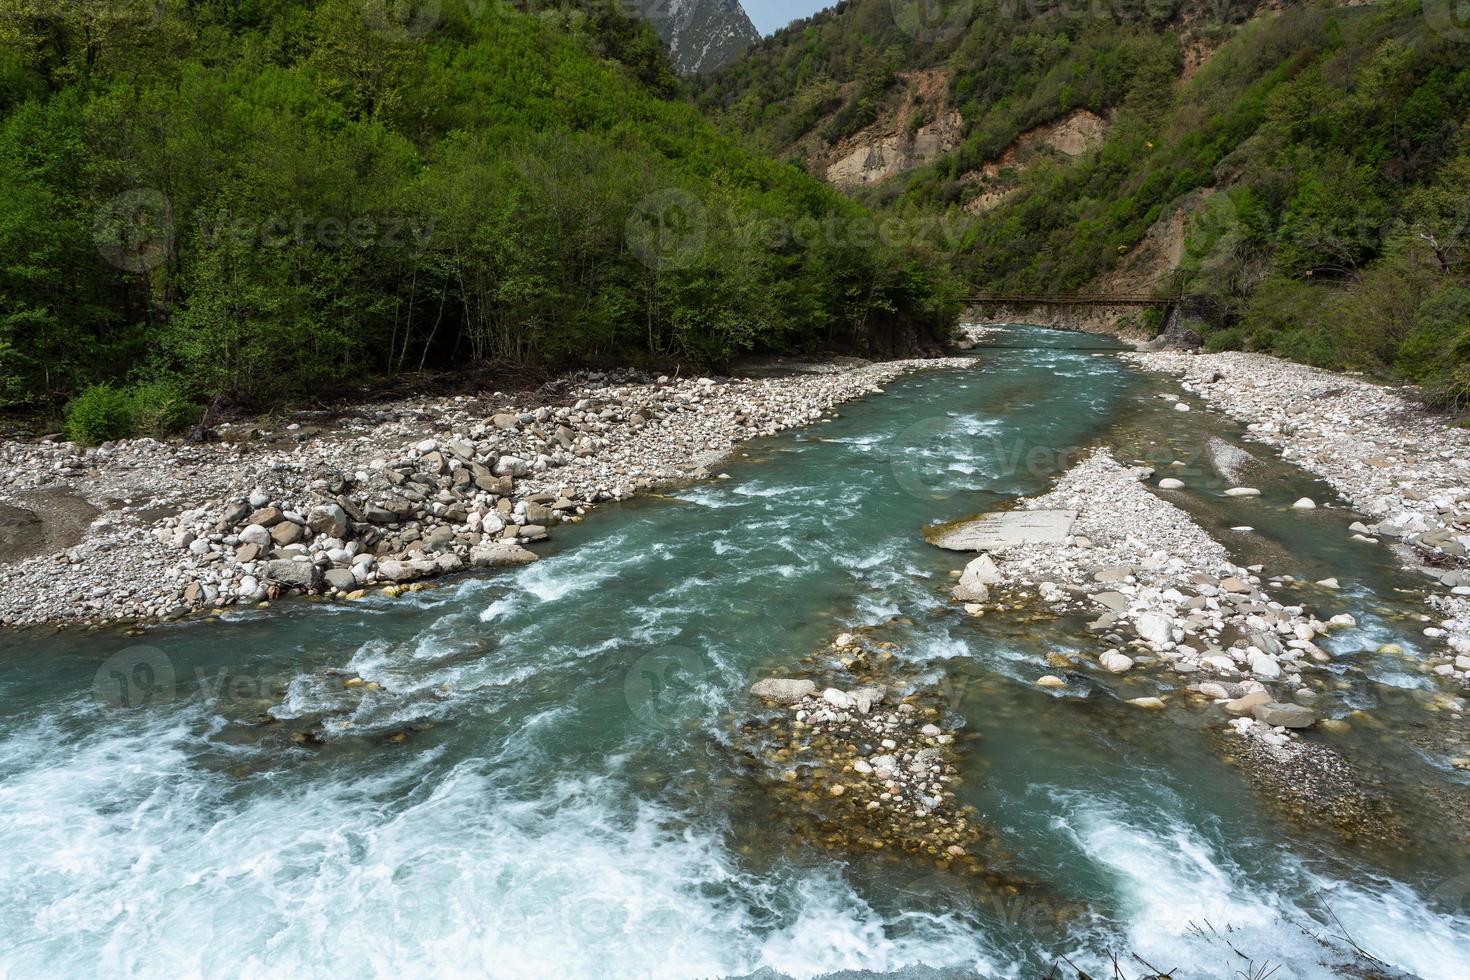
[819,433,887,448]
[906,633,973,664]
[516,554,633,604]
[752,874,1000,978]
[677,487,741,509]
[0,696,1006,980]
[1049,793,1470,979]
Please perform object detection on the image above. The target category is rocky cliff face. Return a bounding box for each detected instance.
[642,0,761,74]
[821,70,965,189]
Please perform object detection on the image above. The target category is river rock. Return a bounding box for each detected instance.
[751,678,816,704]
[363,504,398,525]
[239,524,271,547]
[270,521,305,547]
[469,542,539,568]
[423,526,456,552]
[308,503,349,539]
[493,455,531,478]
[324,568,357,591]
[1252,702,1317,729]
[249,505,286,527]
[267,559,321,590]
[1158,478,1185,490]
[1037,675,1066,688]
[952,556,997,602]
[1225,487,1261,497]
[1136,612,1173,646]
[1100,651,1134,673]
[376,560,418,583]
[1225,691,1271,716]
[823,688,855,710]
[1247,650,1282,678]
[1246,629,1285,657]
[851,686,885,714]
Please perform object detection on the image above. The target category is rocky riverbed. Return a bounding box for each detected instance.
[740,628,1007,880]
[943,449,1367,746]
[1129,350,1470,669]
[938,448,1468,847]
[0,357,974,628]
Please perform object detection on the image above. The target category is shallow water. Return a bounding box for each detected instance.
[2,326,1468,979]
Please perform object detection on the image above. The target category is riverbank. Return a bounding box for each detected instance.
[1128,350,1470,671]
[0,356,975,628]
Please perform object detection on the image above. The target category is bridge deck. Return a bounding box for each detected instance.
[967,292,1177,307]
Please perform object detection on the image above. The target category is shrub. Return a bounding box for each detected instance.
[63,381,196,445]
[1204,327,1246,352]
[1396,286,1470,384]
[64,385,135,445]
[1427,363,1470,415]
[127,380,195,439]
[1272,324,1361,369]
[1126,307,1163,337]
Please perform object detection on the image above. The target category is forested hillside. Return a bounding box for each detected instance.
[0,0,958,438]
[701,0,1470,409]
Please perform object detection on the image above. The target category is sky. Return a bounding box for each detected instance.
[742,0,832,35]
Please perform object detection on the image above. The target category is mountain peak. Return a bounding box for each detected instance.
[641,0,761,74]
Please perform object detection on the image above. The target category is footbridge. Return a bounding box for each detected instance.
[965,291,1179,308]
[964,279,1187,337]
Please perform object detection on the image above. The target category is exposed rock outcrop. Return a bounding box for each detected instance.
[961,109,1111,214]
[821,70,965,188]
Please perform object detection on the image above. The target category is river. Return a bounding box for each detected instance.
[1,326,1467,978]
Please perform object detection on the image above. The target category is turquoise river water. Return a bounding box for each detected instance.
[1,326,1468,978]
